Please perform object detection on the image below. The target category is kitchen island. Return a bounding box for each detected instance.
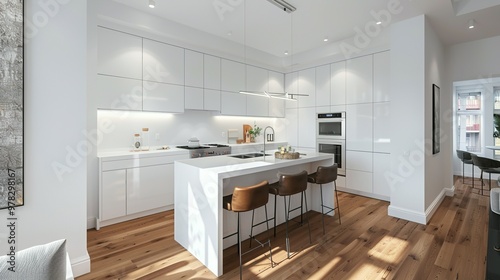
[174,151,334,276]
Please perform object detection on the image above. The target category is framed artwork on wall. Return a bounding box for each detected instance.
[432,84,440,154]
[0,0,24,209]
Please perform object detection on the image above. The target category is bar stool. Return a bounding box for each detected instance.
[222,180,273,279]
[456,150,475,187]
[307,163,341,234]
[268,170,311,259]
[471,154,500,195]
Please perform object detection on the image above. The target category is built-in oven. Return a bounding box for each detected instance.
[317,139,345,176]
[317,112,345,140]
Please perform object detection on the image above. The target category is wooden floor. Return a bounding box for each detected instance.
[77,176,490,280]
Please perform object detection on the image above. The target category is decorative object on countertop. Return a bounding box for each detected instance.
[227,129,239,144]
[141,128,150,151]
[158,145,170,150]
[248,122,262,142]
[187,137,200,147]
[275,145,299,159]
[243,124,252,143]
[133,133,142,151]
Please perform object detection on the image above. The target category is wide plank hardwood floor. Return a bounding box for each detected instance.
[77,176,489,279]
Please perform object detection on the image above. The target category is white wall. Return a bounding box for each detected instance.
[388,15,426,221]
[0,0,89,276]
[424,18,450,212]
[97,110,286,151]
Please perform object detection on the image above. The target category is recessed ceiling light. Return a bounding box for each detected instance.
[227,31,232,36]
[468,19,475,29]
[376,21,382,25]
[149,0,155,8]
[284,50,289,55]
[323,37,328,42]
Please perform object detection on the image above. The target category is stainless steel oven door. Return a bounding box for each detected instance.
[317,112,345,140]
[317,139,345,176]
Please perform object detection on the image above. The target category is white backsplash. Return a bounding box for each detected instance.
[97,110,287,152]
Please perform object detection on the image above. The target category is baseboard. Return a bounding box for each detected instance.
[70,251,91,277]
[388,205,427,224]
[388,188,448,225]
[87,216,96,230]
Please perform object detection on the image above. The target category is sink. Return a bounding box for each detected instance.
[229,152,271,159]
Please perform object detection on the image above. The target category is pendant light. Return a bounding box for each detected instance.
[239,0,307,101]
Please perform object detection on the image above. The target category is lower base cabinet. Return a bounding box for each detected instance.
[98,153,188,229]
[127,164,174,215]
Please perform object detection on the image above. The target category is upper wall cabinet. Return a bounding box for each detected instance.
[247,96,269,117]
[185,50,203,88]
[221,59,245,92]
[346,55,373,104]
[298,68,316,108]
[331,61,346,106]
[97,27,142,80]
[221,91,246,116]
[269,71,285,117]
[316,65,331,107]
[143,81,184,113]
[96,75,143,111]
[204,55,221,90]
[285,72,299,109]
[374,51,390,102]
[246,65,268,92]
[143,39,184,85]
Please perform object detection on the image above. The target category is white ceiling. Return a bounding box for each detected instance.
[111,0,500,58]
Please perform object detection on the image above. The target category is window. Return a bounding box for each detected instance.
[456,91,482,153]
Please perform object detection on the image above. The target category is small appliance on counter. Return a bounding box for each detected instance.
[187,137,200,147]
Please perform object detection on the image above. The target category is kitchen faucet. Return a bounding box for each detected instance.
[263,126,275,159]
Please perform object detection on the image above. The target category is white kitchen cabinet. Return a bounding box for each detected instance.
[331,61,346,106]
[221,59,245,92]
[346,103,373,152]
[346,55,373,104]
[185,86,204,110]
[346,150,373,172]
[127,164,174,215]
[316,64,331,107]
[143,39,184,85]
[97,27,142,80]
[143,81,184,113]
[204,54,221,90]
[185,50,204,88]
[96,75,143,111]
[298,107,316,148]
[269,71,285,117]
[373,102,391,153]
[345,170,373,193]
[100,170,127,221]
[98,152,188,229]
[298,68,316,108]
[285,108,298,147]
[247,95,269,117]
[373,153,391,200]
[246,65,268,92]
[285,72,299,109]
[374,51,390,102]
[221,91,246,116]
[204,89,221,111]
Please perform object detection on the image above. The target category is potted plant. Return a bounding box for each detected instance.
[248,124,262,142]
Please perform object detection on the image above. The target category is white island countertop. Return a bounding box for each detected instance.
[174,151,335,277]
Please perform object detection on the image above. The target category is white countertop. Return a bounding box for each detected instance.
[176,151,333,178]
[98,147,188,160]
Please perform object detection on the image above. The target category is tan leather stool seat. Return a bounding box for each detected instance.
[222,180,273,279]
[307,164,341,234]
[268,170,311,259]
